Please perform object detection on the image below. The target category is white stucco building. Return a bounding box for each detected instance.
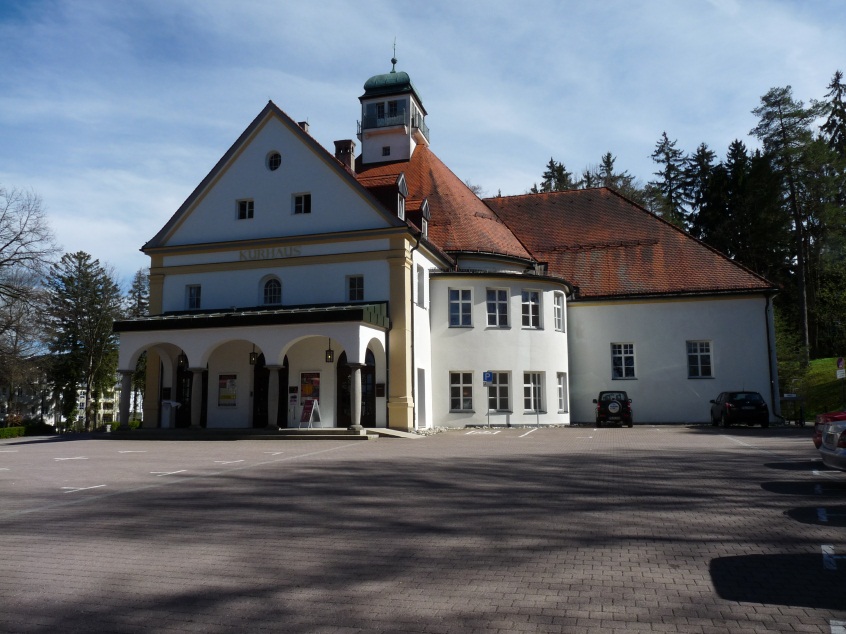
[114,59,778,431]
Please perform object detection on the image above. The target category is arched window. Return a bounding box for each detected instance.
[263,279,281,305]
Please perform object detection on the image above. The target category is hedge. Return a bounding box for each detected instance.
[0,427,25,439]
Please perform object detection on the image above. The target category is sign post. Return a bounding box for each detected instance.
[482,371,492,427]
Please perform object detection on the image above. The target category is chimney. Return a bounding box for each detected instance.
[298,121,309,133]
[334,139,356,172]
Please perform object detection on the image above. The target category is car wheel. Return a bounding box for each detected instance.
[711,414,719,427]
[597,420,603,428]
[627,421,633,428]
[721,413,730,428]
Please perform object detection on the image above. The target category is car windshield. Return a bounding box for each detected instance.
[729,392,763,402]
[601,392,626,401]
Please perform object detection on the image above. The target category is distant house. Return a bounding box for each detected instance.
[114,60,778,431]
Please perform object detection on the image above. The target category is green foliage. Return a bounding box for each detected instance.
[799,358,846,417]
[0,426,25,438]
[23,420,56,436]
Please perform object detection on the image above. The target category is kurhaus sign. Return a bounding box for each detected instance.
[239,245,302,261]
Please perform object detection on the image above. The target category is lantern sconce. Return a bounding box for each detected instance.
[177,352,188,369]
[249,344,258,365]
[325,338,334,363]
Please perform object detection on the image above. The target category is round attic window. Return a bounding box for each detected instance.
[267,151,282,171]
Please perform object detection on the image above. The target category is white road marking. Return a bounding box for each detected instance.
[264,452,285,456]
[0,450,19,452]
[1,443,362,520]
[465,430,501,435]
[62,485,106,494]
[118,450,147,454]
[0,468,9,471]
[151,470,186,477]
[55,457,88,461]
[214,460,245,464]
[519,428,537,438]
[822,545,842,570]
[577,436,594,439]
[831,619,846,634]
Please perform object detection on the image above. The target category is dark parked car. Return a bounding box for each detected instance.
[710,391,769,427]
[593,391,633,427]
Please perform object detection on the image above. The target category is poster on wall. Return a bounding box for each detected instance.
[218,374,237,407]
[300,372,320,405]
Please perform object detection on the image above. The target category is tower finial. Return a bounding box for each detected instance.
[391,38,397,73]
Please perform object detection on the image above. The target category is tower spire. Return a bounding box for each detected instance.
[391,38,397,73]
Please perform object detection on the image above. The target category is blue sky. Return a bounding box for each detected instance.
[1,0,844,286]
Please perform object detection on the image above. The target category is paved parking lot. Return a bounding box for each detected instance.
[1,425,845,633]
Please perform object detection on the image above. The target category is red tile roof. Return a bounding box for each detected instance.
[356,147,532,260]
[484,189,775,299]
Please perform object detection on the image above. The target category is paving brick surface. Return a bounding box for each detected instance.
[1,425,845,633]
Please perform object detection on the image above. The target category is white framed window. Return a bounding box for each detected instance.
[293,193,312,215]
[186,285,201,310]
[557,372,569,412]
[449,288,472,327]
[523,372,544,413]
[554,292,565,332]
[237,199,254,220]
[263,279,281,305]
[687,341,712,378]
[421,217,428,238]
[521,290,541,328]
[449,372,473,411]
[416,265,425,307]
[611,343,636,379]
[347,276,364,302]
[486,289,509,327]
[487,372,510,412]
[397,194,405,219]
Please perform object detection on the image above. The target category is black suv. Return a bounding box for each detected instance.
[593,391,633,427]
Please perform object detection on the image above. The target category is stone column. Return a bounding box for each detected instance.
[190,368,204,429]
[348,363,365,431]
[267,366,281,428]
[119,370,133,430]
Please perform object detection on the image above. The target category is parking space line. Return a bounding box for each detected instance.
[151,470,187,477]
[519,429,537,438]
[264,452,285,456]
[214,460,245,464]
[0,443,363,520]
[119,450,147,454]
[465,430,501,435]
[62,485,106,494]
[55,457,88,461]
[0,450,19,452]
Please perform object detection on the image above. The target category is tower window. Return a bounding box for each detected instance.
[382,146,391,157]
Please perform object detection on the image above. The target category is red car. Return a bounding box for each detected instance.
[814,410,846,448]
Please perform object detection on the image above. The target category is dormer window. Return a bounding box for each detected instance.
[398,194,405,220]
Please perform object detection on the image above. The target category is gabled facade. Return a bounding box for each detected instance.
[115,60,778,431]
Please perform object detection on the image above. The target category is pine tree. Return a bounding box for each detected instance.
[540,158,576,192]
[819,70,846,158]
[648,132,688,228]
[124,268,149,421]
[683,143,716,238]
[42,252,123,429]
[751,86,817,364]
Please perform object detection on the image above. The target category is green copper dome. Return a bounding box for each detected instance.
[361,58,424,105]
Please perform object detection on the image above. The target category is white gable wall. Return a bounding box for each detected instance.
[163,115,396,247]
[568,295,776,424]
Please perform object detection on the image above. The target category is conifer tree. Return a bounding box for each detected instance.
[648,132,688,228]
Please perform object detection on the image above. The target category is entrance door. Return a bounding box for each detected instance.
[174,364,207,428]
[252,354,289,428]
[336,350,376,427]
